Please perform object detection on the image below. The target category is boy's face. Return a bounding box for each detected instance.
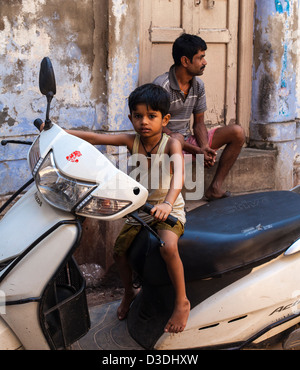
[129,104,170,138]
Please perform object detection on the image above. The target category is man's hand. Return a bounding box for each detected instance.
[191,145,216,167]
[202,146,217,168]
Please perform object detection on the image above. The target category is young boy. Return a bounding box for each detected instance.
[67,83,190,334]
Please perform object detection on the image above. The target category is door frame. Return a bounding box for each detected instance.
[237,0,255,139]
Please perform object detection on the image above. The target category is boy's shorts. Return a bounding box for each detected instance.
[114,220,184,257]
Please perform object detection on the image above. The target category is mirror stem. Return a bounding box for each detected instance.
[44,92,54,130]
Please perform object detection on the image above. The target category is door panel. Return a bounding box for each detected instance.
[151,0,182,27]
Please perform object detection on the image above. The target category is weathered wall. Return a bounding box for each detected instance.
[252,0,298,123]
[106,0,139,132]
[0,0,109,196]
[0,0,140,199]
[250,0,300,189]
[103,0,140,161]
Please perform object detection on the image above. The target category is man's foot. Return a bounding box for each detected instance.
[117,288,140,320]
[164,298,190,333]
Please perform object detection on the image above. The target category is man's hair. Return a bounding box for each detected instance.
[172,33,207,66]
[128,83,170,117]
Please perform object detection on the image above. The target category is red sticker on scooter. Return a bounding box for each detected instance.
[66,150,82,163]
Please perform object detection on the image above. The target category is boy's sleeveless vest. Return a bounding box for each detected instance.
[126,133,186,225]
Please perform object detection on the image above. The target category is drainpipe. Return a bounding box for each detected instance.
[250,0,298,190]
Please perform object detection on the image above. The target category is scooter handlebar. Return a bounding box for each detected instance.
[141,203,178,227]
[1,139,33,146]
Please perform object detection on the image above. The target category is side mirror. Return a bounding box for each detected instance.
[39,57,56,96]
[39,57,56,130]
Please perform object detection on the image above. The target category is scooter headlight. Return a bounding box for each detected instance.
[35,150,96,212]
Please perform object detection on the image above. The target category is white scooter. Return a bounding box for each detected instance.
[1,58,300,351]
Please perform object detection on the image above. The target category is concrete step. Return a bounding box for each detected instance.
[204,147,277,194]
[184,147,277,212]
[183,147,277,200]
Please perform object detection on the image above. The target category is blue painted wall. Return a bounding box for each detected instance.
[252,0,298,123]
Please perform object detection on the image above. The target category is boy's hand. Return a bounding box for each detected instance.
[151,202,172,222]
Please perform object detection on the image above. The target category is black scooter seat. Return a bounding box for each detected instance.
[178,191,300,280]
[130,191,300,284]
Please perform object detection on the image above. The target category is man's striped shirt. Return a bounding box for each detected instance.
[153,65,207,138]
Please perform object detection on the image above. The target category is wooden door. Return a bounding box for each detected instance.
[139,0,241,128]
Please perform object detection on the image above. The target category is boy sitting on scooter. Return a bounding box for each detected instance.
[66,83,189,334]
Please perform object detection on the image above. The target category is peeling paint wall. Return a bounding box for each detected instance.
[0,0,107,135]
[250,0,300,190]
[0,0,139,197]
[106,0,140,133]
[252,0,298,123]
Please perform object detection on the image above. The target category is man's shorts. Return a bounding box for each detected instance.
[114,220,185,257]
[182,127,219,154]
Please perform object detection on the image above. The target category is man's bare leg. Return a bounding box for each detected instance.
[205,125,245,200]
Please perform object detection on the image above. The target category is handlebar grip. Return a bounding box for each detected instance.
[141,203,178,227]
[34,118,44,131]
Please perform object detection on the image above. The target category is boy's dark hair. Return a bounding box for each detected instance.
[128,83,170,117]
[172,33,207,66]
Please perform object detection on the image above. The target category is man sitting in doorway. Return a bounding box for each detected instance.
[153,33,245,201]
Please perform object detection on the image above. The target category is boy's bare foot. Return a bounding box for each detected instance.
[164,298,190,333]
[117,288,140,320]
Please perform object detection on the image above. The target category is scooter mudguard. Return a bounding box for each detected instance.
[128,191,300,349]
[0,185,87,350]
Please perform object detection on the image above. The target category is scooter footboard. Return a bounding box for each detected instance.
[40,257,90,350]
